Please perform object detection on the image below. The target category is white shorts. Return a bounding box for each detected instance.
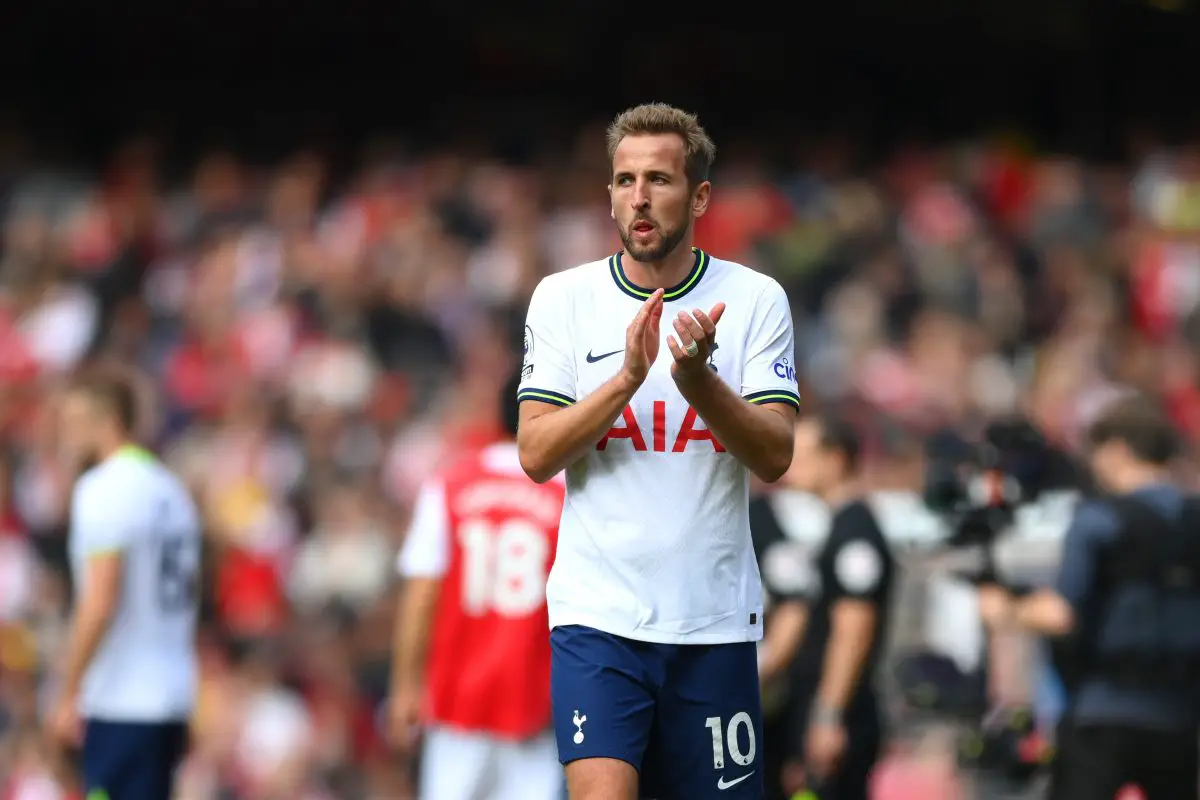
[419,726,563,800]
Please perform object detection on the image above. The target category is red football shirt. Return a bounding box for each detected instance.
[399,442,564,740]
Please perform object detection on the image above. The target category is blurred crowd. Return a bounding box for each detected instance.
[2,122,1200,798]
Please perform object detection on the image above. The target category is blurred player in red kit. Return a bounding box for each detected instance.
[389,369,566,800]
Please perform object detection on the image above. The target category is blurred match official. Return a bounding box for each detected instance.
[781,415,896,800]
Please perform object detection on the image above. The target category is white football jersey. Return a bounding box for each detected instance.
[519,248,800,644]
[68,445,201,721]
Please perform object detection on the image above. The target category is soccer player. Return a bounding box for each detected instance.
[389,370,566,800]
[48,374,201,799]
[517,103,800,800]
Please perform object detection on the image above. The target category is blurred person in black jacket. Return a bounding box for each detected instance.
[778,414,896,800]
[979,396,1200,800]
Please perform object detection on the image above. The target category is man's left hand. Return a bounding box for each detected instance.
[978,583,1015,630]
[781,759,809,795]
[668,303,725,381]
[48,692,82,747]
[805,718,847,781]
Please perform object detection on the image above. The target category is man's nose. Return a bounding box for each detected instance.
[630,182,650,208]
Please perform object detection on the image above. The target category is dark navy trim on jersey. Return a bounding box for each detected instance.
[744,389,801,411]
[609,247,710,302]
[517,388,576,407]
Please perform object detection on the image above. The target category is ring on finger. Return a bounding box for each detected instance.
[683,340,700,358]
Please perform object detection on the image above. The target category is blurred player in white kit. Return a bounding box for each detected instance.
[49,373,201,800]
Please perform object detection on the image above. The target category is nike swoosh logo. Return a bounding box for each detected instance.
[586,349,623,363]
[717,772,754,790]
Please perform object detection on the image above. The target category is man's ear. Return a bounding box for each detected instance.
[692,181,712,218]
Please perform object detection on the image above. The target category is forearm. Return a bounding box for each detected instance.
[61,608,112,697]
[758,602,807,683]
[1015,591,1075,636]
[814,603,875,713]
[391,579,439,694]
[674,369,793,482]
[983,585,1074,637]
[518,373,639,483]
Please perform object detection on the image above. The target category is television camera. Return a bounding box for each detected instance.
[922,416,1065,551]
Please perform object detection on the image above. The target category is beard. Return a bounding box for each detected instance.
[619,216,689,264]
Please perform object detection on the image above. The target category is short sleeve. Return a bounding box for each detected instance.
[751,496,814,603]
[761,539,817,604]
[1054,499,1118,611]
[740,279,800,411]
[71,476,136,556]
[824,507,890,603]
[517,276,577,408]
[397,480,451,579]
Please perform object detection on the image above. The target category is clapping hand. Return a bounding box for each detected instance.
[620,289,665,387]
[667,303,725,381]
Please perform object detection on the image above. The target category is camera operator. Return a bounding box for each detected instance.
[978,396,1200,800]
[781,414,897,800]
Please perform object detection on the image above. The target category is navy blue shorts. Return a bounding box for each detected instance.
[550,624,764,799]
[82,718,188,800]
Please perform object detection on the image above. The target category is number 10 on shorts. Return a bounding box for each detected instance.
[705,712,756,770]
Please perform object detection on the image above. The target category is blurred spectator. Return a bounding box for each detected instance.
[288,481,392,615]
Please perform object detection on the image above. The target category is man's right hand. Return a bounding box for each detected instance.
[388,686,422,757]
[518,287,663,482]
[620,288,664,387]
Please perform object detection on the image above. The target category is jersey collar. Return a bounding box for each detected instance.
[113,444,155,463]
[609,247,710,302]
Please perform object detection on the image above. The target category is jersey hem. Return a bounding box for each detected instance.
[427,721,554,743]
[84,546,125,557]
[549,611,763,645]
[80,708,194,723]
[517,388,575,407]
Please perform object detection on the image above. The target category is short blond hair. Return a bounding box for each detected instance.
[606,103,717,186]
